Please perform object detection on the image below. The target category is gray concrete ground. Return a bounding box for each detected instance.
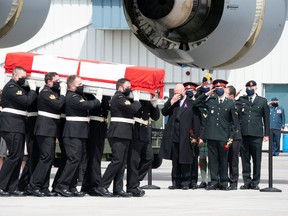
[1,153,288,216]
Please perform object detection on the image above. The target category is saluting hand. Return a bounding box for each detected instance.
[170,94,180,105]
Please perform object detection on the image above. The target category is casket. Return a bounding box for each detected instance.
[4,52,165,100]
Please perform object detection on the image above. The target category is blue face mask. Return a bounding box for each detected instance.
[202,87,210,93]
[246,88,254,96]
[215,88,224,97]
[185,91,194,98]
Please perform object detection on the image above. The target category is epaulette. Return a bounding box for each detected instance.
[118,95,123,99]
[9,84,15,88]
[72,94,77,97]
[43,89,48,92]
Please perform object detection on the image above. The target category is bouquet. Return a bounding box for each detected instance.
[224,138,233,150]
[189,129,200,156]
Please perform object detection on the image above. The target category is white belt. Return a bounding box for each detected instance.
[27,112,38,117]
[111,117,135,124]
[90,115,107,123]
[66,116,90,122]
[1,108,28,116]
[134,117,149,126]
[38,111,61,119]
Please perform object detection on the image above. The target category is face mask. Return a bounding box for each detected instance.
[202,87,210,93]
[186,91,194,98]
[123,88,131,96]
[246,88,254,96]
[215,89,225,97]
[51,82,60,91]
[17,77,26,86]
[76,86,84,95]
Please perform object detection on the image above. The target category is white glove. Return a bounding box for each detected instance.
[150,96,158,108]
[60,82,67,96]
[27,80,36,91]
[133,90,140,101]
[93,88,103,102]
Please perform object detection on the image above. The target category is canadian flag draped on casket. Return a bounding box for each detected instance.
[4,52,165,98]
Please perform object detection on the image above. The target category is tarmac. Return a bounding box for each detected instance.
[1,152,288,216]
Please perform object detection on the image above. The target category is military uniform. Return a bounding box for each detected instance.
[28,86,65,194]
[55,91,100,195]
[82,95,110,194]
[194,88,239,189]
[0,79,37,194]
[126,100,160,194]
[238,91,269,188]
[101,91,141,194]
[18,87,39,191]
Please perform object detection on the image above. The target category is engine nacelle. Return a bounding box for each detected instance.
[123,0,287,69]
[0,0,51,48]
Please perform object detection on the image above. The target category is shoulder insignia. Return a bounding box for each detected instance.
[49,94,56,100]
[118,95,123,99]
[203,113,208,118]
[80,99,85,102]
[16,90,23,95]
[72,94,77,97]
[124,100,131,105]
[43,89,48,92]
[10,84,15,88]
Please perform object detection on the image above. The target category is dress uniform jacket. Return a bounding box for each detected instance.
[133,100,160,143]
[195,93,239,141]
[107,91,141,140]
[63,91,101,139]
[159,97,200,164]
[237,95,270,137]
[34,86,65,137]
[0,79,37,134]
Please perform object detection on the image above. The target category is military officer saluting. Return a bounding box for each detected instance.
[0,66,37,196]
[194,79,239,190]
[238,80,269,190]
[28,72,66,197]
[54,75,102,197]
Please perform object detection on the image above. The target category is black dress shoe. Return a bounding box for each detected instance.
[219,186,230,191]
[205,185,218,190]
[70,188,86,197]
[54,188,73,197]
[197,182,207,189]
[113,190,132,197]
[87,188,101,196]
[94,187,113,197]
[190,184,197,189]
[251,185,260,190]
[182,185,189,190]
[41,189,58,197]
[127,187,145,197]
[0,189,10,196]
[228,185,237,190]
[10,190,26,196]
[168,185,180,190]
[28,189,45,197]
[240,184,251,190]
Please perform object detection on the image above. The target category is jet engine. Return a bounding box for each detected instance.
[0,0,51,48]
[123,0,287,69]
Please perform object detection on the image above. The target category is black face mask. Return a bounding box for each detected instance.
[51,82,60,92]
[76,86,84,95]
[123,88,131,96]
[17,77,26,86]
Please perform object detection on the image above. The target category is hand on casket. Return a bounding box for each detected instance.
[133,90,140,101]
[93,88,103,102]
[27,80,36,91]
[60,82,67,96]
[150,96,158,108]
